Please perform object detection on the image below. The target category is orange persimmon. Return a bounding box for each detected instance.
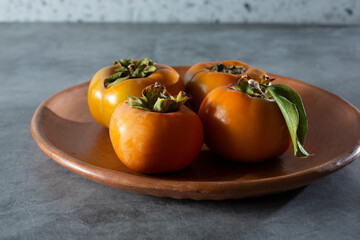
[109,83,204,174]
[198,76,310,162]
[88,58,184,127]
[198,86,291,162]
[184,60,268,111]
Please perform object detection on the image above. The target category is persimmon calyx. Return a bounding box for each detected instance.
[211,63,246,75]
[104,58,156,88]
[231,76,271,98]
[128,83,191,113]
[231,76,311,158]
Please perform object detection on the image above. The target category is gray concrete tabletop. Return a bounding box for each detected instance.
[0,23,359,239]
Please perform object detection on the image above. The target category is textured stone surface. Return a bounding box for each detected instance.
[0,23,359,239]
[0,0,359,24]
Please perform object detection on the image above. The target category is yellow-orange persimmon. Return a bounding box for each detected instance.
[198,84,292,163]
[109,83,204,174]
[88,58,184,127]
[184,60,268,111]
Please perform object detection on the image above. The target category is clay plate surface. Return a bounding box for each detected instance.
[31,66,360,200]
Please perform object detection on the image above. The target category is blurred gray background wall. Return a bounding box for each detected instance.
[0,0,359,24]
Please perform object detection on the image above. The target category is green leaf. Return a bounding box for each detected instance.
[105,58,157,88]
[242,80,254,95]
[143,65,156,75]
[132,64,144,77]
[267,84,310,158]
[142,83,164,106]
[176,91,191,107]
[104,74,130,88]
[211,63,225,72]
[132,58,156,78]
[128,95,150,111]
[153,98,178,113]
[127,83,191,113]
[211,63,246,74]
[231,78,267,97]
[118,58,132,67]
[114,65,128,73]
[135,57,154,68]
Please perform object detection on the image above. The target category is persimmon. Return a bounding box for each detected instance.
[184,60,268,111]
[109,83,204,174]
[88,58,184,127]
[198,76,310,162]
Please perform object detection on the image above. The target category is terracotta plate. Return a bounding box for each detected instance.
[31,66,360,200]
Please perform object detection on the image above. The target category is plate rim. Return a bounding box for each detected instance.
[31,66,360,200]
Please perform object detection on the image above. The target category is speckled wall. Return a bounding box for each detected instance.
[0,0,358,23]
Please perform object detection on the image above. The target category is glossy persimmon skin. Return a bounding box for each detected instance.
[109,103,204,174]
[198,86,291,163]
[184,60,267,112]
[88,63,184,127]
